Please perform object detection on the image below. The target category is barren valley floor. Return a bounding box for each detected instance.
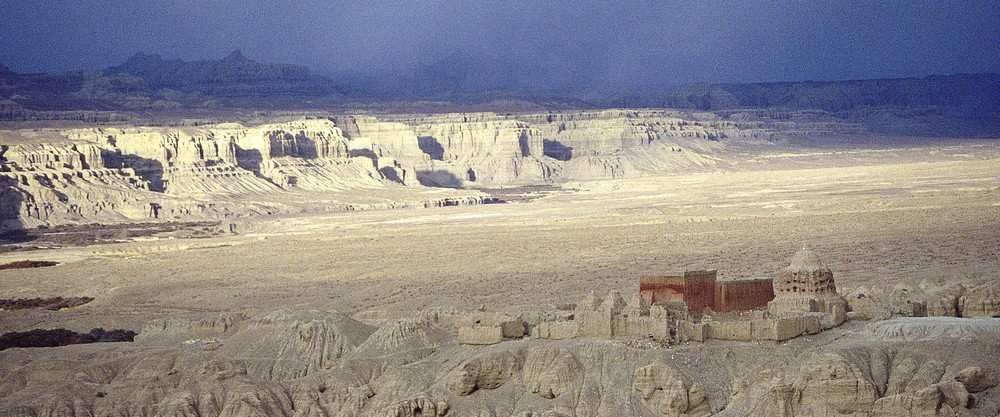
[2,140,998,332]
[2,137,1000,416]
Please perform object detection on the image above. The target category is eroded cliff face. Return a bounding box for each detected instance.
[0,119,417,230]
[0,110,860,230]
[720,318,1000,417]
[387,109,843,185]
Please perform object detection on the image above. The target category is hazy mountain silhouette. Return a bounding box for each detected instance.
[1,49,999,128]
[664,74,1000,113]
[106,50,343,98]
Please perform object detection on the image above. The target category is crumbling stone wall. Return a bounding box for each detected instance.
[458,326,504,345]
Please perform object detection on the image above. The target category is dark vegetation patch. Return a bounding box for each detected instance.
[0,296,94,311]
[0,260,59,270]
[0,221,220,253]
[0,328,136,351]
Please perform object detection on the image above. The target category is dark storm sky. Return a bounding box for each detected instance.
[2,1,998,89]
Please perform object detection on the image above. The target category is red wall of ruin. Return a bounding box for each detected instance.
[682,271,717,316]
[714,279,775,313]
[640,276,685,304]
[641,271,719,317]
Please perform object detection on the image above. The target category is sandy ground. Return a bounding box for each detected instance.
[1,140,998,333]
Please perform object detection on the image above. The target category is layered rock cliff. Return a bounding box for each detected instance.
[388,109,843,184]
[1,110,864,230]
[0,119,429,230]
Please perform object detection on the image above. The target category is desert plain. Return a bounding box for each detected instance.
[1,115,999,416]
[2,137,999,327]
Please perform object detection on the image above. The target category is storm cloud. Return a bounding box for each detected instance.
[2,0,998,92]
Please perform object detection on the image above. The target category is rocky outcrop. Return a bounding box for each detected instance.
[790,351,883,414]
[349,318,452,369]
[843,278,1000,321]
[960,281,1000,318]
[864,317,1000,342]
[871,381,970,417]
[446,350,524,395]
[379,395,450,417]
[523,348,584,400]
[956,366,999,393]
[633,362,710,417]
[718,316,1000,417]
[0,99,26,120]
[2,311,998,416]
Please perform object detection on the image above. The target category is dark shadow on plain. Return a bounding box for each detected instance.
[234,145,264,174]
[0,328,137,351]
[543,139,573,161]
[0,178,29,246]
[0,295,89,309]
[379,166,404,183]
[29,176,69,203]
[350,148,379,165]
[266,131,319,159]
[418,136,445,160]
[294,132,318,158]
[99,148,124,170]
[416,170,463,188]
[518,133,532,156]
[118,152,165,192]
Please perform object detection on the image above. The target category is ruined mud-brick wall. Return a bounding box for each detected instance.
[714,278,775,313]
[611,316,670,342]
[531,321,579,340]
[705,315,822,342]
[458,326,503,345]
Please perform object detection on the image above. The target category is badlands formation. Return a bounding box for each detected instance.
[0,108,999,416]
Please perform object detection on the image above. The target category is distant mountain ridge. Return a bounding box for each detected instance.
[106,49,341,98]
[1,49,999,137]
[666,74,1000,113]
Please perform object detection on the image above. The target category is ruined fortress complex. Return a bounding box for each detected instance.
[458,248,848,345]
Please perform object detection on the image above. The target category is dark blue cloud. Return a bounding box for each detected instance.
[1,0,997,89]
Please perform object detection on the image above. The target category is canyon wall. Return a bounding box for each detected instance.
[1,110,862,230]
[0,119,407,230]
